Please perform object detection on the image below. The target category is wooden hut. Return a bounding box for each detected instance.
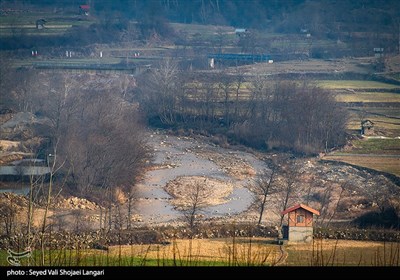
[361,119,374,136]
[281,204,320,243]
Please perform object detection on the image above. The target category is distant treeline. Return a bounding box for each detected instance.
[7,0,399,31]
[2,0,399,52]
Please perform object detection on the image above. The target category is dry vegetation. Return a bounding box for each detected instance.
[106,238,281,265]
[24,237,394,266]
[286,238,400,266]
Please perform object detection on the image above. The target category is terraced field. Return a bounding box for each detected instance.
[316,80,400,176]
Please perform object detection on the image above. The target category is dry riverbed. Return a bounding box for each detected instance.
[1,129,399,231]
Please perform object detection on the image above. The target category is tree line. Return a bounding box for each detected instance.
[9,0,398,32]
[137,60,348,154]
[0,63,151,201]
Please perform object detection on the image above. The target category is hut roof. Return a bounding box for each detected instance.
[281,204,320,216]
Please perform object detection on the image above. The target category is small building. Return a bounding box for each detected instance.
[0,159,50,182]
[235,28,248,37]
[281,204,320,243]
[373,48,384,58]
[79,5,90,15]
[361,119,374,135]
[36,19,46,29]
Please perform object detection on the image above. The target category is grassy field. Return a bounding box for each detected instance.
[347,110,400,132]
[1,238,398,266]
[336,92,400,103]
[323,136,400,177]
[322,154,400,176]
[344,138,400,154]
[317,80,400,90]
[286,239,400,266]
[314,79,400,176]
[0,11,93,37]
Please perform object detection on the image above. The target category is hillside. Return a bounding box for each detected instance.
[0,0,399,58]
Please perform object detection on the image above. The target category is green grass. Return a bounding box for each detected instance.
[347,138,400,154]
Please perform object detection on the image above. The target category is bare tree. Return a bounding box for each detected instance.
[315,182,335,226]
[270,82,347,154]
[252,167,276,226]
[358,174,400,215]
[126,185,136,230]
[7,69,36,112]
[217,72,234,126]
[326,182,347,226]
[40,139,66,266]
[233,67,245,122]
[138,58,181,125]
[277,163,299,227]
[182,179,210,230]
[193,73,220,125]
[0,54,17,110]
[26,154,49,248]
[62,91,150,196]
[0,197,18,236]
[5,70,151,233]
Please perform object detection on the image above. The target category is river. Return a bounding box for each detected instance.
[134,130,269,224]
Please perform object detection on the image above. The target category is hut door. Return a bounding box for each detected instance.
[282,225,288,239]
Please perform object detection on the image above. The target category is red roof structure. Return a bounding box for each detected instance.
[281,204,320,216]
[79,5,90,11]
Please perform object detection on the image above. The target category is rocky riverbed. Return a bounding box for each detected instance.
[1,129,399,232]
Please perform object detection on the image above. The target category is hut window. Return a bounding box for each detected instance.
[297,215,305,223]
